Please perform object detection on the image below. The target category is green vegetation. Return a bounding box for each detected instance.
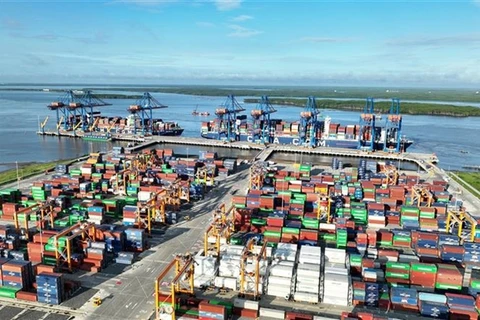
[449,172,480,197]
[83,86,480,104]
[244,98,480,117]
[0,159,75,186]
[0,88,141,100]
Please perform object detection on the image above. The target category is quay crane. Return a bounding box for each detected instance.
[47,90,110,133]
[358,97,376,151]
[250,96,277,144]
[127,92,167,135]
[213,95,245,141]
[384,98,403,153]
[299,96,321,148]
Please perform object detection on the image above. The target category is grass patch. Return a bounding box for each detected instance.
[0,159,76,186]
[244,98,480,117]
[448,172,480,198]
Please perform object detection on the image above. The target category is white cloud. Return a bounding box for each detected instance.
[196,21,215,27]
[227,24,262,38]
[299,37,353,43]
[387,33,480,47]
[214,0,242,11]
[232,15,253,22]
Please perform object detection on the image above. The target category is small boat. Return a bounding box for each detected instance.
[192,106,210,116]
[460,150,469,154]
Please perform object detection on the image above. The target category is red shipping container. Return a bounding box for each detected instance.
[285,311,313,320]
[232,307,258,318]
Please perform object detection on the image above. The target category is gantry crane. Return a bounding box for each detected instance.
[155,254,195,320]
[127,92,167,135]
[249,162,267,190]
[300,96,321,148]
[358,97,377,151]
[250,96,277,144]
[317,194,332,222]
[13,201,54,231]
[213,95,246,141]
[53,222,97,272]
[195,166,215,187]
[380,164,399,186]
[80,90,111,131]
[204,204,235,256]
[410,185,434,207]
[89,117,100,132]
[446,210,478,243]
[384,98,403,153]
[239,238,267,300]
[47,90,110,132]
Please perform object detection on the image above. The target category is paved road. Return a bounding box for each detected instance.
[66,169,250,320]
[446,171,480,216]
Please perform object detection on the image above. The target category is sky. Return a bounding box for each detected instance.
[0,0,480,87]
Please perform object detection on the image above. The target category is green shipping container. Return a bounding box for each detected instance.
[263,231,281,238]
[0,287,20,299]
[282,227,300,235]
[385,272,410,279]
[302,219,319,229]
[386,262,410,270]
[435,283,461,291]
[251,218,266,226]
[411,263,437,273]
[470,280,480,289]
[401,206,420,214]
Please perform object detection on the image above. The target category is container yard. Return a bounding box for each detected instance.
[0,141,478,320]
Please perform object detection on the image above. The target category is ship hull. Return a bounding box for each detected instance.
[201,132,413,151]
[152,128,184,137]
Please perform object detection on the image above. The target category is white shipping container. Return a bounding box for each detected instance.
[224,244,245,255]
[300,245,321,256]
[273,251,297,262]
[214,276,237,290]
[314,316,339,320]
[268,276,292,286]
[253,245,273,258]
[194,274,214,288]
[296,276,320,287]
[259,307,285,319]
[294,292,319,304]
[295,283,319,293]
[233,298,259,310]
[297,263,321,276]
[299,255,321,265]
[269,265,293,278]
[276,243,298,251]
[266,284,291,298]
[324,248,346,265]
[137,191,153,202]
[324,262,348,275]
[243,281,263,293]
[322,296,349,306]
[319,223,336,231]
[208,236,227,245]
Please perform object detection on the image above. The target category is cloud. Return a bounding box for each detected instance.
[227,24,262,38]
[214,0,242,11]
[196,21,216,27]
[387,34,480,47]
[299,37,353,43]
[232,15,253,22]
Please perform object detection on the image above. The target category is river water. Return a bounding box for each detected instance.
[0,90,478,172]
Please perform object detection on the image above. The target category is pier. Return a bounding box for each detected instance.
[39,131,439,172]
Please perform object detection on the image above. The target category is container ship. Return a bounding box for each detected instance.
[201,96,413,152]
[45,91,184,140]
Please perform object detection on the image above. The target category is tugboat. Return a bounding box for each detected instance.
[192,105,210,116]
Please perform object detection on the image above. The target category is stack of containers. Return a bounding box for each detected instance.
[400,206,420,229]
[385,261,410,284]
[216,244,242,291]
[194,253,217,288]
[392,230,411,247]
[36,272,64,305]
[445,293,478,320]
[468,268,480,296]
[122,205,137,226]
[390,287,418,312]
[463,242,480,264]
[124,228,146,252]
[418,293,449,319]
[322,247,350,306]
[31,185,47,201]
[1,260,33,291]
[410,262,437,291]
[440,244,464,263]
[87,206,105,225]
[266,243,297,299]
[294,245,321,303]
[436,264,463,291]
